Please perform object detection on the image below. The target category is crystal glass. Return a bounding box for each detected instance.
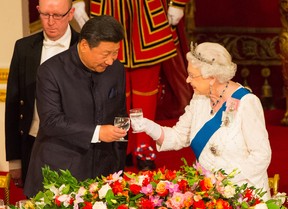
[114,117,130,141]
[129,108,144,133]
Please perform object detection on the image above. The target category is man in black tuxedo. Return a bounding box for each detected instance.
[5,0,79,188]
[24,15,128,198]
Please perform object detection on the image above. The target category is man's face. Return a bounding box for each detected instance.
[78,40,120,73]
[37,0,74,41]
[281,0,288,12]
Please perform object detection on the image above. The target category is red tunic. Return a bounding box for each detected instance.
[90,0,189,68]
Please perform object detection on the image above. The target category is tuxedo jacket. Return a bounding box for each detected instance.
[5,27,79,182]
[24,44,128,197]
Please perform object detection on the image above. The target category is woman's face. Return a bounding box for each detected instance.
[186,62,211,95]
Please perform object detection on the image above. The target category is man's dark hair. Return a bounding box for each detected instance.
[79,15,124,48]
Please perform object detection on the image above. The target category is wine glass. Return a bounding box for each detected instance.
[129,108,144,133]
[114,117,130,141]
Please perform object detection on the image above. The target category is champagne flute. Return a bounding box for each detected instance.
[129,108,144,133]
[114,117,130,141]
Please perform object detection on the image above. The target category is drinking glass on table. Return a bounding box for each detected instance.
[114,116,130,141]
[129,108,144,133]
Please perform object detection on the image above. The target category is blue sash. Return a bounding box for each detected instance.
[191,87,250,160]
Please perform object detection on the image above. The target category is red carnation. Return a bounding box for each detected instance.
[82,201,92,209]
[178,179,188,192]
[138,198,154,209]
[193,199,206,209]
[111,180,124,194]
[130,184,142,195]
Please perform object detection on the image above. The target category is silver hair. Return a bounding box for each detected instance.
[186,42,237,83]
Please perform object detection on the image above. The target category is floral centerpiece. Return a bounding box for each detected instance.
[15,159,286,209]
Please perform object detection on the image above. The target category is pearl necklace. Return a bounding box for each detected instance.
[210,81,229,115]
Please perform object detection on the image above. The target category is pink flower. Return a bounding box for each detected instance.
[89,182,99,193]
[140,183,153,195]
[165,181,179,193]
[149,195,163,207]
[166,192,185,209]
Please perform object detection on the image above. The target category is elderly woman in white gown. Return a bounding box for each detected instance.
[131,42,272,201]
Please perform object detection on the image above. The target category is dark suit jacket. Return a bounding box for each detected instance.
[5,27,79,183]
[24,44,128,197]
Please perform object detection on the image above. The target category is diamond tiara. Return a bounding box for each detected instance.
[190,42,215,65]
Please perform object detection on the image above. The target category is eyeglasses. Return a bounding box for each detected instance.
[188,74,202,79]
[38,8,71,20]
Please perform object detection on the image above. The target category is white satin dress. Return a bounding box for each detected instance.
[157,87,272,200]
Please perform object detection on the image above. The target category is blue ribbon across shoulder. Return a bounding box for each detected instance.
[190,87,250,160]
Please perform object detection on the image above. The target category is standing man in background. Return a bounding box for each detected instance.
[89,0,190,170]
[5,0,78,188]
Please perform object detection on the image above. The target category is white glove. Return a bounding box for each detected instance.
[72,0,89,28]
[142,118,162,141]
[167,6,184,26]
[130,116,162,140]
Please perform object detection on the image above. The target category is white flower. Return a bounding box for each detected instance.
[272,192,287,205]
[78,186,87,196]
[49,184,66,197]
[35,197,45,207]
[137,174,149,186]
[223,185,236,198]
[254,203,268,209]
[92,201,108,209]
[98,183,111,199]
[58,194,72,207]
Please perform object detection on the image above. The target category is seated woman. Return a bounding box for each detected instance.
[131,42,272,201]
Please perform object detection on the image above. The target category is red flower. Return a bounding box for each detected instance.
[142,177,151,187]
[193,199,206,209]
[252,198,262,206]
[206,201,216,209]
[111,180,124,194]
[215,199,231,209]
[199,177,213,191]
[130,184,142,195]
[244,189,254,201]
[178,179,188,192]
[138,198,154,209]
[117,204,129,209]
[69,197,74,205]
[123,171,133,181]
[82,201,92,209]
[165,170,176,181]
[54,196,61,207]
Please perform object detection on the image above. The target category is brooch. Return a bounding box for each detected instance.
[209,144,220,156]
[221,97,239,127]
